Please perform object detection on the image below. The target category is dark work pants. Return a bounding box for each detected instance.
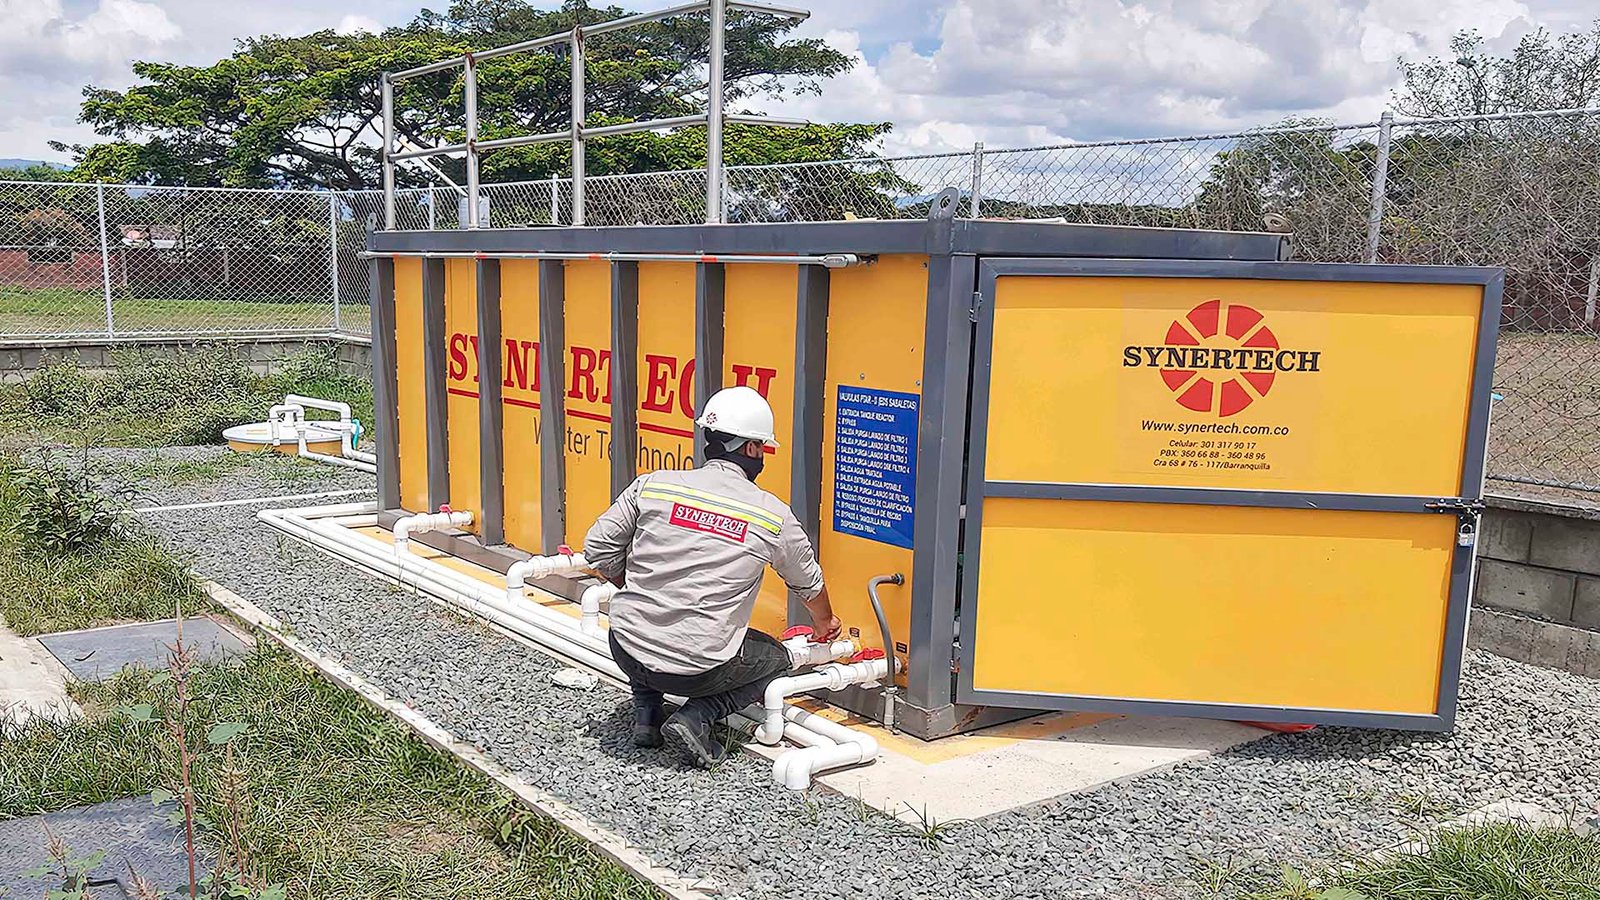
[609,629,791,725]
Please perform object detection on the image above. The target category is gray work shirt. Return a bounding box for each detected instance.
[583,459,825,676]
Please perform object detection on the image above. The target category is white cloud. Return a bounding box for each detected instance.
[0,0,1592,164]
[0,0,418,161]
[336,14,383,35]
[757,0,1551,155]
[0,0,180,156]
[0,0,179,82]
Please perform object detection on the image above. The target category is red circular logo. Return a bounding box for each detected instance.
[1160,299,1278,417]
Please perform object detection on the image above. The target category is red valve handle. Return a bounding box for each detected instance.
[850,648,886,662]
[438,504,452,513]
[781,625,815,641]
[557,544,574,556]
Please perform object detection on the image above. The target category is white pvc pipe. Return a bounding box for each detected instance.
[285,393,351,421]
[292,421,376,473]
[579,583,615,637]
[271,510,813,741]
[275,500,379,518]
[757,671,836,744]
[283,394,374,463]
[782,635,859,669]
[260,505,876,788]
[260,508,617,674]
[756,657,890,745]
[505,551,592,596]
[393,509,474,556]
[298,446,377,473]
[132,488,372,514]
[268,404,305,445]
[774,706,880,790]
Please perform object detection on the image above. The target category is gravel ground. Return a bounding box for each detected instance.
[87,445,373,509]
[108,452,1600,899]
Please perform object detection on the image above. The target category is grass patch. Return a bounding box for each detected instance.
[0,646,654,899]
[0,285,367,337]
[0,451,210,636]
[128,449,325,491]
[1337,824,1600,900]
[0,343,372,449]
[0,465,650,898]
[1201,823,1600,899]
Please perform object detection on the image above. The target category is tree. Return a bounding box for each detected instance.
[1194,120,1375,261]
[1386,22,1600,328]
[1394,23,1600,119]
[57,0,889,190]
[0,163,75,183]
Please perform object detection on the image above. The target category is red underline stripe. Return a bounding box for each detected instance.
[443,391,773,453]
[640,422,694,439]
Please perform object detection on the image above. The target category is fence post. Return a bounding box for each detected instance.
[1585,254,1598,327]
[329,193,342,334]
[550,177,560,226]
[1364,111,1393,264]
[969,141,986,218]
[95,183,115,337]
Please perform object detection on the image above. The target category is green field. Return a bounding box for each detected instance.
[0,286,369,336]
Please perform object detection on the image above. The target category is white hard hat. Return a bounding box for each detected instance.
[695,386,779,449]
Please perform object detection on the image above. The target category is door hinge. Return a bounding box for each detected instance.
[1425,497,1485,548]
[969,291,983,322]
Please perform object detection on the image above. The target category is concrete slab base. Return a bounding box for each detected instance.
[737,705,1264,823]
[39,618,253,682]
[0,624,80,725]
[286,511,1271,826]
[0,795,204,899]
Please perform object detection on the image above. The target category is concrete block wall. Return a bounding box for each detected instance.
[0,336,371,383]
[1476,496,1600,631]
[1468,495,1600,678]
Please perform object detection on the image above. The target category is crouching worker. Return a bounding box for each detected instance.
[582,386,839,768]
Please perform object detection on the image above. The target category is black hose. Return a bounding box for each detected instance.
[866,573,904,731]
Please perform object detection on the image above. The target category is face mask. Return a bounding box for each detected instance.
[730,449,764,482]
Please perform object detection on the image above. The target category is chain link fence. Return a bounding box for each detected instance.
[1,183,351,339]
[2,108,1597,495]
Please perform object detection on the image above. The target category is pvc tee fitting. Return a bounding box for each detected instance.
[393,507,474,557]
[755,656,892,745]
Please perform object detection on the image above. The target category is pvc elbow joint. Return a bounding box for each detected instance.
[579,583,614,637]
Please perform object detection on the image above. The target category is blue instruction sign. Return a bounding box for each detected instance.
[833,386,919,549]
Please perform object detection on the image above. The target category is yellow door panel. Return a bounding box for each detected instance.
[725,264,800,636]
[820,255,928,681]
[499,260,544,552]
[986,276,1484,496]
[443,259,480,532]
[394,257,428,513]
[971,499,1455,714]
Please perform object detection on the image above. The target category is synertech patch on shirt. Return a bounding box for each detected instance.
[668,502,749,543]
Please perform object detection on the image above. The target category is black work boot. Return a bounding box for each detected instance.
[661,703,726,768]
[632,701,665,749]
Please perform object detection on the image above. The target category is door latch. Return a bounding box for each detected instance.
[1425,497,1485,548]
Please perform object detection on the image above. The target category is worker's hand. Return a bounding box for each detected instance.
[810,614,842,642]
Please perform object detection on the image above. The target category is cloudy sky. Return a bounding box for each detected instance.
[2,0,1594,163]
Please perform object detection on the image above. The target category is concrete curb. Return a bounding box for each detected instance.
[199,579,714,900]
